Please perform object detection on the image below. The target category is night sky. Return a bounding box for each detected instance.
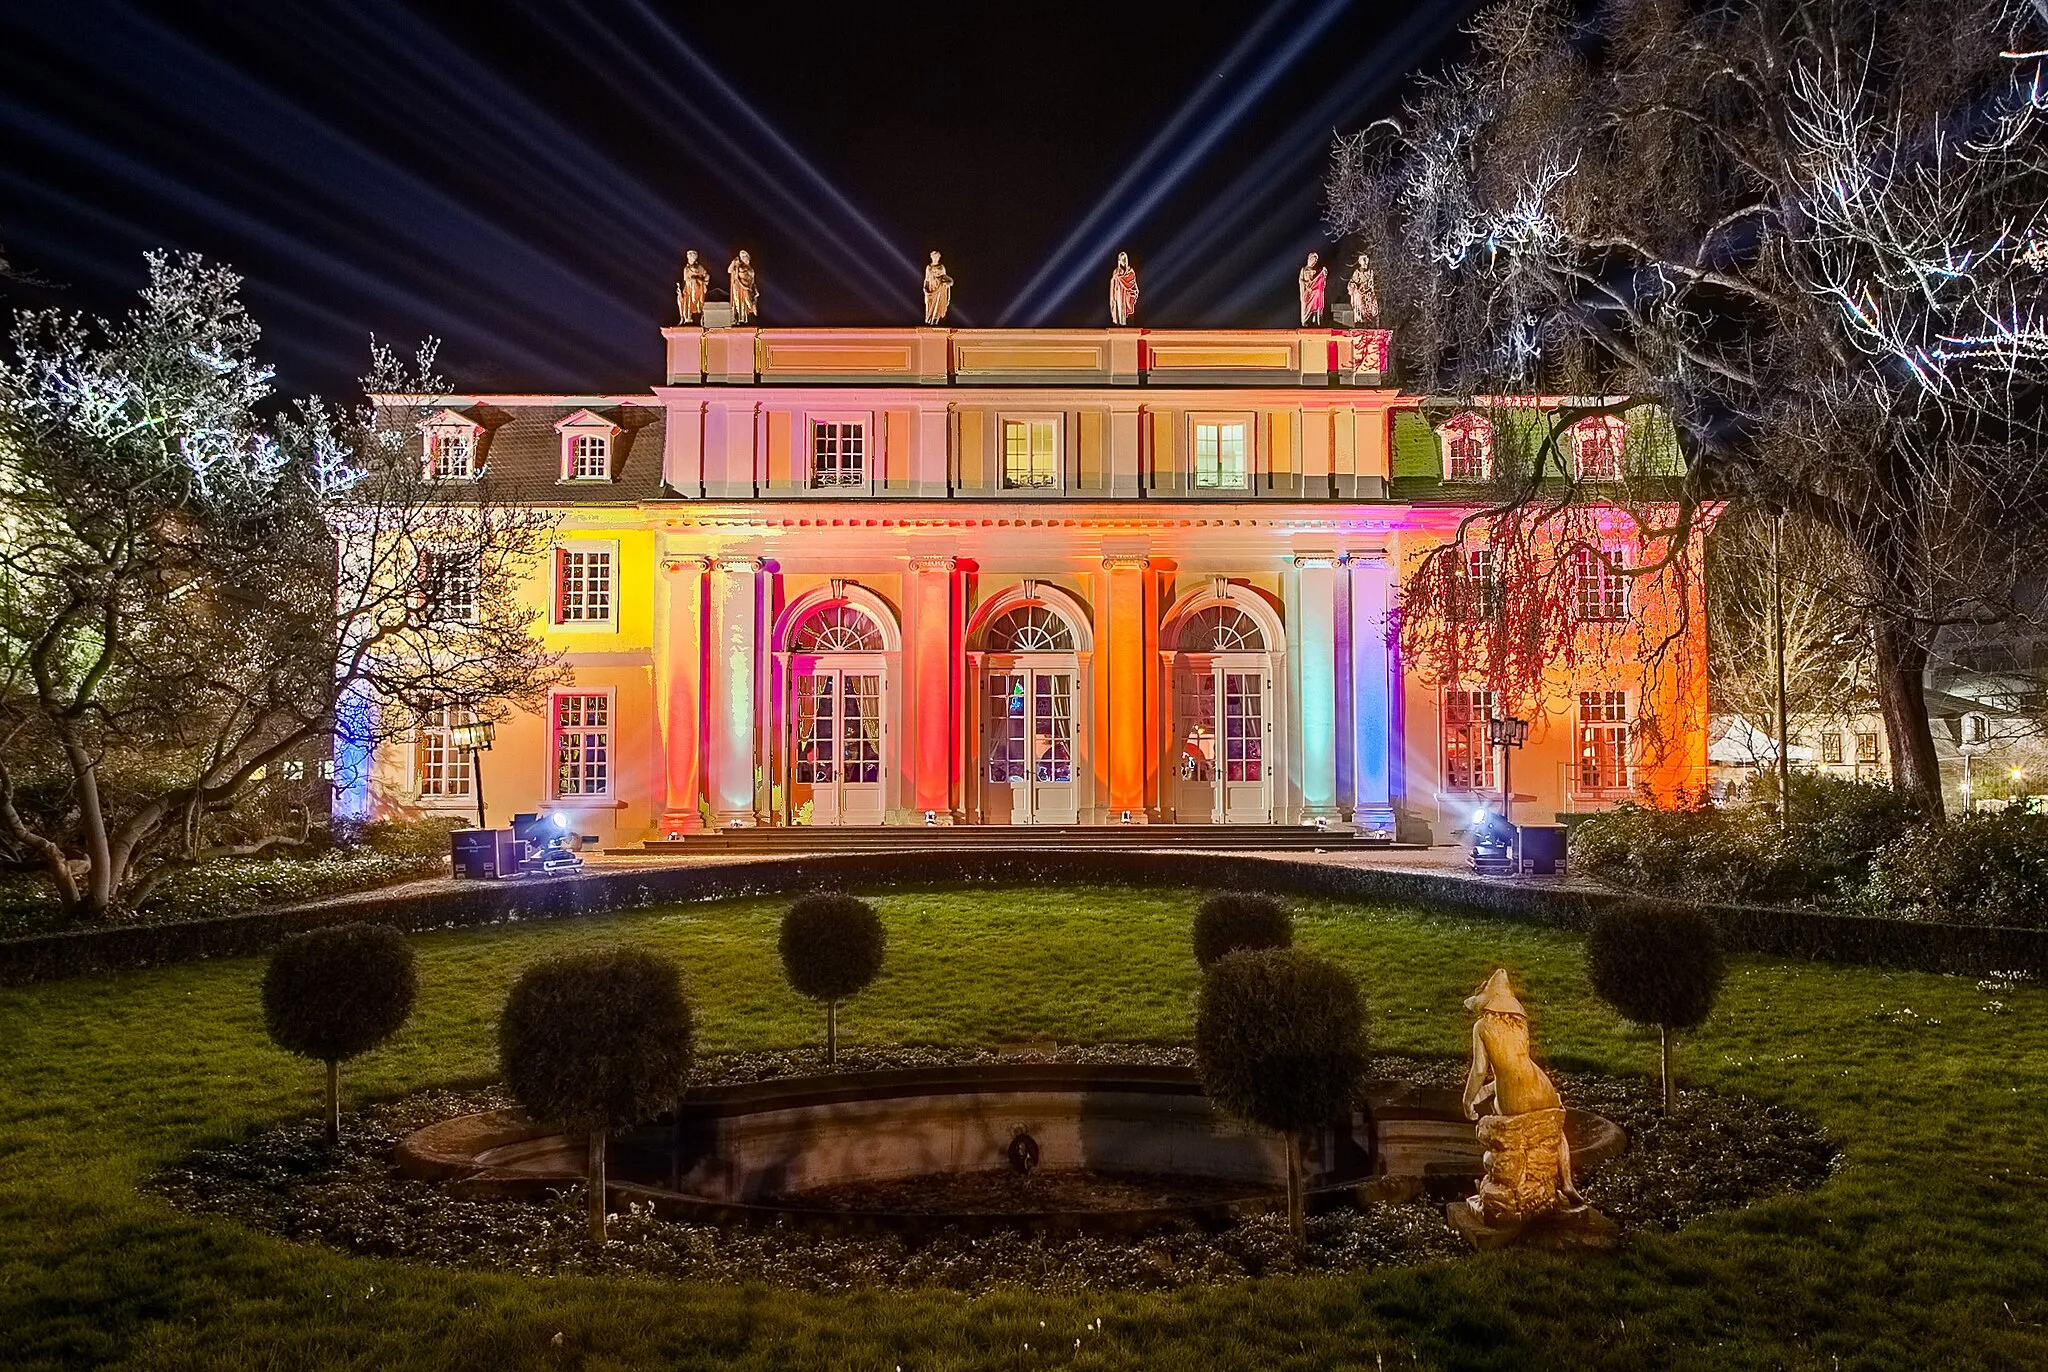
[0,0,1474,399]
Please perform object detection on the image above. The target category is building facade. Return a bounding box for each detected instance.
[355,323,1707,844]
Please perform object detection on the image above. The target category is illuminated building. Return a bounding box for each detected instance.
[355,322,1705,843]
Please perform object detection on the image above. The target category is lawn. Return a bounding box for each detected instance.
[0,883,2043,1371]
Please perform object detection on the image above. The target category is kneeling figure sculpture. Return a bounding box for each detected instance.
[1458,969,1584,1235]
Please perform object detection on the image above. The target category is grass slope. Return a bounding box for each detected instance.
[0,884,2043,1371]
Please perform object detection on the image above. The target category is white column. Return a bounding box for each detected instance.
[708,556,762,827]
[1348,550,1397,836]
[1293,553,1343,824]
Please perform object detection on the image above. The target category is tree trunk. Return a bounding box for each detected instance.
[1872,614,1943,813]
[587,1128,608,1245]
[826,1000,838,1068]
[325,1059,341,1143]
[1285,1132,1305,1246]
[1659,1025,1674,1115]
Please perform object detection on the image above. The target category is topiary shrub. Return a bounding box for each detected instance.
[778,892,886,1066]
[1584,902,1725,1113]
[262,922,417,1142]
[499,946,695,1243]
[1191,891,1293,969]
[1195,947,1367,1243]
[1860,808,2048,928]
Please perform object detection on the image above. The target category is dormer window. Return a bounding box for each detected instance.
[1437,413,1493,482]
[554,409,622,483]
[1568,415,1626,481]
[423,409,483,480]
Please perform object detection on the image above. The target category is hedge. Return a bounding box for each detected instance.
[2,850,2044,986]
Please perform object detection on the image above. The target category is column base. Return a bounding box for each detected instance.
[711,810,757,829]
[658,808,705,838]
[1351,804,1398,839]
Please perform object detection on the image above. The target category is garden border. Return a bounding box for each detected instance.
[3,850,2043,986]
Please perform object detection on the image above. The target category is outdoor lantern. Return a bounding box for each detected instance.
[1487,715,1530,750]
[449,718,495,831]
[924,810,938,826]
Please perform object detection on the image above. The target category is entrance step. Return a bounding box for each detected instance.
[619,825,1424,856]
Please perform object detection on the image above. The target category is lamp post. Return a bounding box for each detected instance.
[1488,715,1530,828]
[449,719,496,831]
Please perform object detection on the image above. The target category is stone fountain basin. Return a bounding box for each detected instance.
[398,1064,1624,1234]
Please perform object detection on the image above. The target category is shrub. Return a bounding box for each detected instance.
[356,817,467,860]
[1861,809,2048,928]
[1195,948,1367,1242]
[1571,773,1925,906]
[500,946,695,1243]
[261,923,417,1141]
[1191,891,1293,968]
[1585,902,1725,1113]
[778,893,886,1065]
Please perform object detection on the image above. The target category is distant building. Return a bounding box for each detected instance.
[344,320,1706,844]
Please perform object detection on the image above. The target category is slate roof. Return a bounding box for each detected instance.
[413,400,668,504]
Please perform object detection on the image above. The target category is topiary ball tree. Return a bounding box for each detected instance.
[262,922,417,1143]
[499,946,695,1244]
[1195,947,1368,1244]
[1191,891,1294,969]
[1585,901,1725,1114]
[778,892,886,1066]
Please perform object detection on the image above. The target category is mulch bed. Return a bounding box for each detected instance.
[149,1046,1836,1293]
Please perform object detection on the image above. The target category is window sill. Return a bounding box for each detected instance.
[546,797,628,809]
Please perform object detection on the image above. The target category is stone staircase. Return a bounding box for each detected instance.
[624,823,1422,857]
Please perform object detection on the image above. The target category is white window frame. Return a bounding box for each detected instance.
[1568,415,1626,481]
[1000,414,1063,491]
[1577,689,1633,794]
[809,417,869,490]
[1458,546,1503,621]
[413,704,475,803]
[1437,413,1493,482]
[570,433,610,480]
[549,687,616,800]
[1188,413,1254,491]
[425,426,480,481]
[1441,686,1499,793]
[419,547,481,625]
[550,539,620,632]
[555,409,621,482]
[1573,544,1631,622]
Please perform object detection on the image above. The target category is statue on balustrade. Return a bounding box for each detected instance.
[922,251,954,325]
[1347,252,1380,326]
[1109,251,1140,326]
[1456,969,1583,1235]
[1298,251,1328,326]
[728,250,759,324]
[675,249,710,324]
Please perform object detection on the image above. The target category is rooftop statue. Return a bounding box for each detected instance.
[1456,969,1582,1235]
[1299,252,1328,326]
[1109,252,1139,327]
[1347,252,1379,327]
[922,251,954,325]
[729,250,759,324]
[676,249,710,325]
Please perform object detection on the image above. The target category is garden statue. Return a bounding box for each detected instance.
[1347,252,1379,326]
[922,251,954,324]
[1454,968,1587,1241]
[1109,251,1139,326]
[728,250,759,323]
[675,249,710,324]
[1298,251,1327,325]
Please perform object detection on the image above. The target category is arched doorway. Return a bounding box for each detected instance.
[778,596,893,826]
[971,590,1090,825]
[1164,594,1280,823]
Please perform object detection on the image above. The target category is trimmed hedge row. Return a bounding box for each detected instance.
[2,850,2044,986]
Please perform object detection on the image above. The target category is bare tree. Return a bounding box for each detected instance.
[0,251,560,921]
[1327,0,2048,809]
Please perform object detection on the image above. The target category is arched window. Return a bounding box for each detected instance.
[570,433,609,480]
[983,604,1077,653]
[790,603,884,653]
[1437,414,1493,482]
[1175,605,1265,653]
[1567,415,1625,481]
